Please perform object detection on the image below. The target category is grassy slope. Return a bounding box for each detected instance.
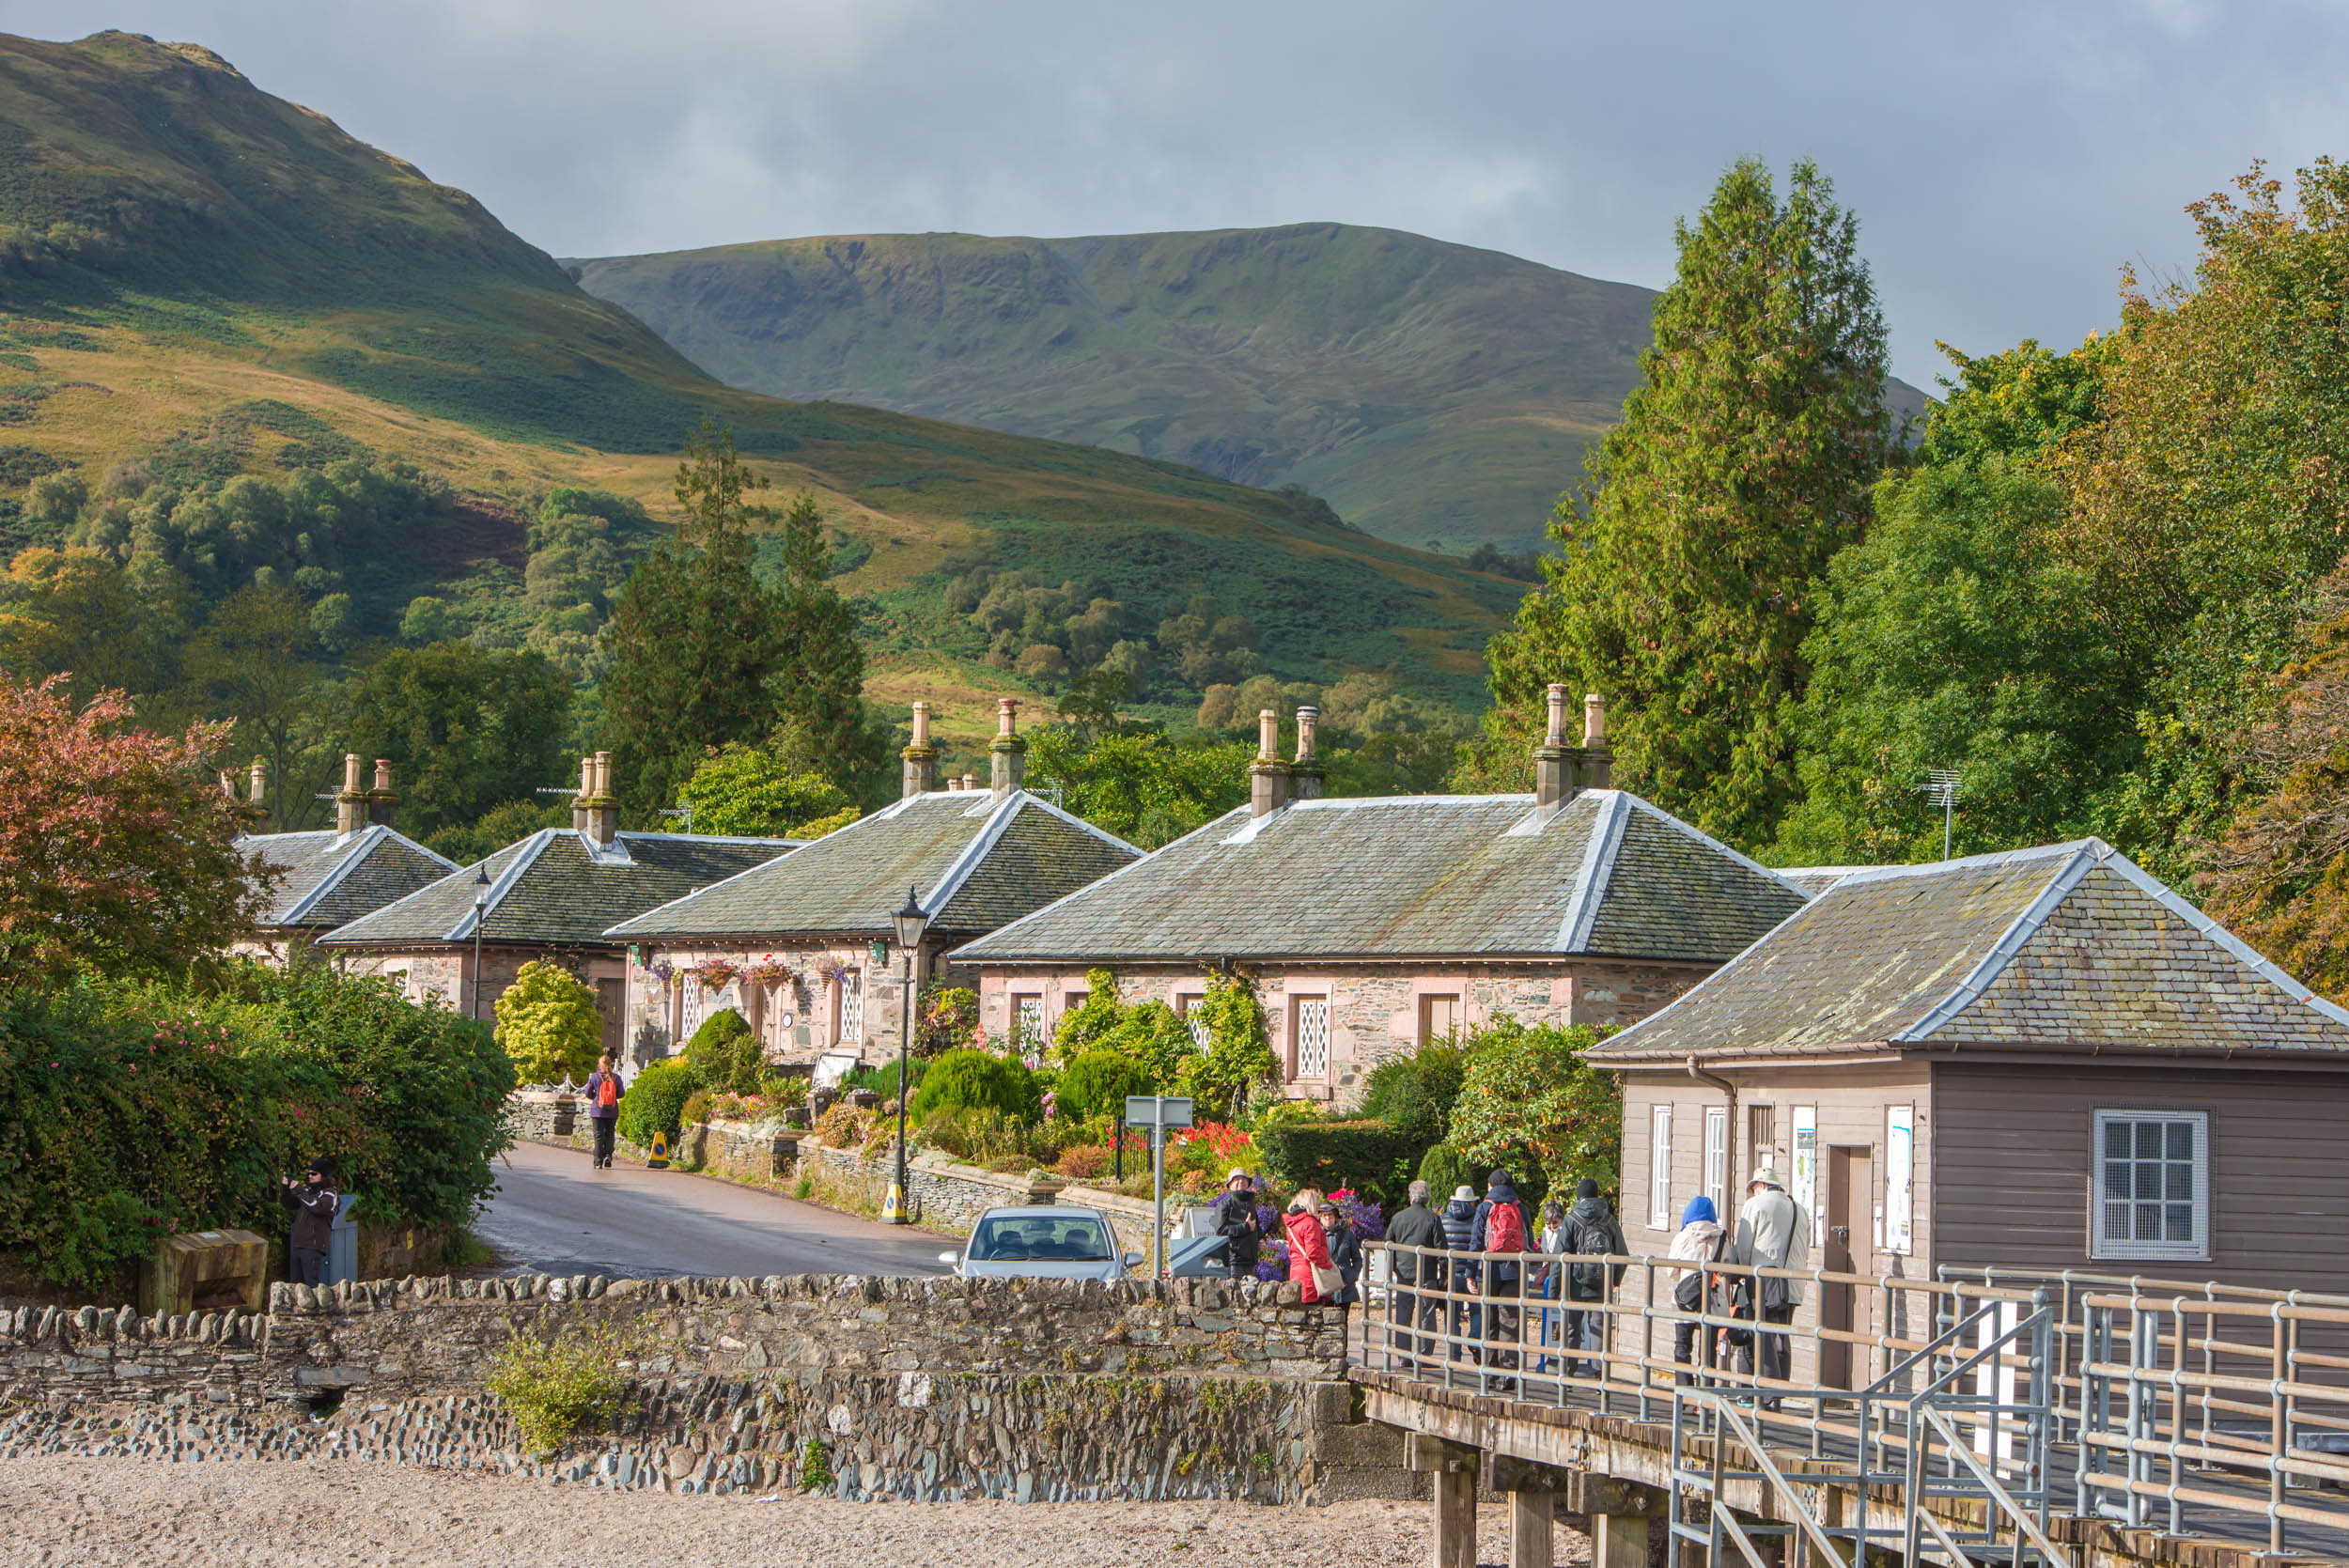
[0,32,1520,750]
[570,225,1657,552]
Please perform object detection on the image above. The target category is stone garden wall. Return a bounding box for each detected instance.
[0,1272,1345,1412]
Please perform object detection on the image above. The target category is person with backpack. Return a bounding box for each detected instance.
[584,1052,625,1170]
[1470,1171,1532,1382]
[1561,1176,1628,1380]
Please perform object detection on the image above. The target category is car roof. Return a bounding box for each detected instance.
[973,1205,1111,1223]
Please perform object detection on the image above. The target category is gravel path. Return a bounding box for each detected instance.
[0,1454,1586,1566]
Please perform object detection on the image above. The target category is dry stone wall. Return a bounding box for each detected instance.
[0,1273,1345,1412]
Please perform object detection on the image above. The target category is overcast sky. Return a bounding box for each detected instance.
[8,0,2345,386]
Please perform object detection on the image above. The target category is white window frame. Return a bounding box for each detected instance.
[1293,996,1330,1080]
[2091,1109,2210,1262]
[1649,1105,1674,1231]
[1703,1106,1728,1214]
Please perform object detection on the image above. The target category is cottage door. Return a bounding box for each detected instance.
[1822,1146,1874,1388]
[595,978,625,1061]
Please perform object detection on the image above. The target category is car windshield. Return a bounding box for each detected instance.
[968,1216,1114,1263]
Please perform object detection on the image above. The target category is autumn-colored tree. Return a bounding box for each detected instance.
[1483,159,1891,849]
[2198,570,2349,1002]
[0,673,267,986]
[2050,161,2349,877]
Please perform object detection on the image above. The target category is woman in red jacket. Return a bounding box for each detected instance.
[1283,1188,1337,1304]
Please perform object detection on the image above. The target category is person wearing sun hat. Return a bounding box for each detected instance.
[1728,1165,1811,1401]
[1209,1168,1262,1280]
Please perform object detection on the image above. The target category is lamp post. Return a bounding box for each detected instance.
[469,865,490,1021]
[885,884,929,1225]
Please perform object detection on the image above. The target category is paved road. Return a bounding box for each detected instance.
[474,1141,952,1280]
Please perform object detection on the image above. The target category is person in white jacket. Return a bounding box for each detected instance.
[1728,1168,1812,1402]
[1667,1195,1725,1379]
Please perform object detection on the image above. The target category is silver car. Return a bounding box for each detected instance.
[939,1204,1143,1282]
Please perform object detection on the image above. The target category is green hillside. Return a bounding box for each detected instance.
[0,31,1518,754]
[570,228,1930,552]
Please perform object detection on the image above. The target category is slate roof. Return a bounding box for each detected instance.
[1778,866,1871,898]
[319,830,799,949]
[236,826,459,931]
[952,788,1811,966]
[606,790,1143,944]
[1590,838,2349,1063]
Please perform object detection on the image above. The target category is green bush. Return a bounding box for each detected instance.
[841,1057,924,1101]
[615,1057,699,1146]
[682,1007,763,1096]
[1254,1118,1423,1205]
[1448,1014,1619,1204]
[492,959,603,1086]
[1359,1043,1468,1149]
[486,1319,645,1457]
[0,962,513,1290]
[1417,1143,1479,1205]
[917,1105,1063,1167]
[909,1048,1040,1123]
[1055,1048,1153,1123]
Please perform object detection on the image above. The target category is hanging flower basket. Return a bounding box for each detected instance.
[648,958,675,986]
[817,959,853,988]
[696,959,740,992]
[744,959,791,990]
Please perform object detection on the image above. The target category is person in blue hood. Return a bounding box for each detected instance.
[1668,1194,1726,1379]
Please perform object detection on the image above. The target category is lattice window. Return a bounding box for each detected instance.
[2092,1110,2208,1260]
[1014,995,1045,1064]
[838,970,863,1046]
[1294,997,1330,1079]
[677,973,703,1047]
[1175,993,1210,1052]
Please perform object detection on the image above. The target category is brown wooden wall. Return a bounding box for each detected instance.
[1931,1060,2349,1296]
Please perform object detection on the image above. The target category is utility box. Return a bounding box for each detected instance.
[140,1229,268,1317]
[325,1193,359,1286]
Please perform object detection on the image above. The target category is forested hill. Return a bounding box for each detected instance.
[570,225,1927,553]
[0,31,1519,755]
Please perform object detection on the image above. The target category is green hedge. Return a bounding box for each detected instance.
[1055,1048,1154,1123]
[682,1007,762,1095]
[0,962,514,1289]
[910,1048,1041,1124]
[615,1057,698,1146]
[1253,1118,1423,1204]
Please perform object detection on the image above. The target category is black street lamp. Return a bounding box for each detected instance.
[470,865,491,1023]
[886,884,929,1225]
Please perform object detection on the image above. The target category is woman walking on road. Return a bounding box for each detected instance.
[584,1052,625,1170]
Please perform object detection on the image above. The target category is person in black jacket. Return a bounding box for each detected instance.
[278,1157,340,1286]
[1561,1177,1629,1379]
[1318,1200,1362,1311]
[1208,1170,1261,1279]
[1382,1180,1445,1369]
[1439,1184,1481,1364]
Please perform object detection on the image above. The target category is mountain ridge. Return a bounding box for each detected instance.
[570,225,1928,551]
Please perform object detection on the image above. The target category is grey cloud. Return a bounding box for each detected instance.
[7,0,2345,383]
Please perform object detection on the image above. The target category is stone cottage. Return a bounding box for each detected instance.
[951,688,1812,1105]
[319,753,798,1063]
[229,754,458,962]
[1593,837,2349,1326]
[604,700,1143,1070]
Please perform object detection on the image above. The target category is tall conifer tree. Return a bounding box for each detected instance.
[1484,158,1891,848]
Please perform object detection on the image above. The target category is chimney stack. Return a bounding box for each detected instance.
[1532,685,1578,812]
[1249,708,1290,818]
[248,757,268,810]
[1289,706,1324,801]
[334,753,366,835]
[989,698,1026,801]
[1581,693,1612,789]
[961,771,976,791]
[901,701,939,799]
[570,757,594,832]
[584,750,619,845]
[366,758,399,828]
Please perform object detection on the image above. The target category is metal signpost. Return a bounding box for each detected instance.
[1126,1094,1194,1279]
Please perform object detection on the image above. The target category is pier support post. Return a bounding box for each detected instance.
[1408,1433,1481,1568]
